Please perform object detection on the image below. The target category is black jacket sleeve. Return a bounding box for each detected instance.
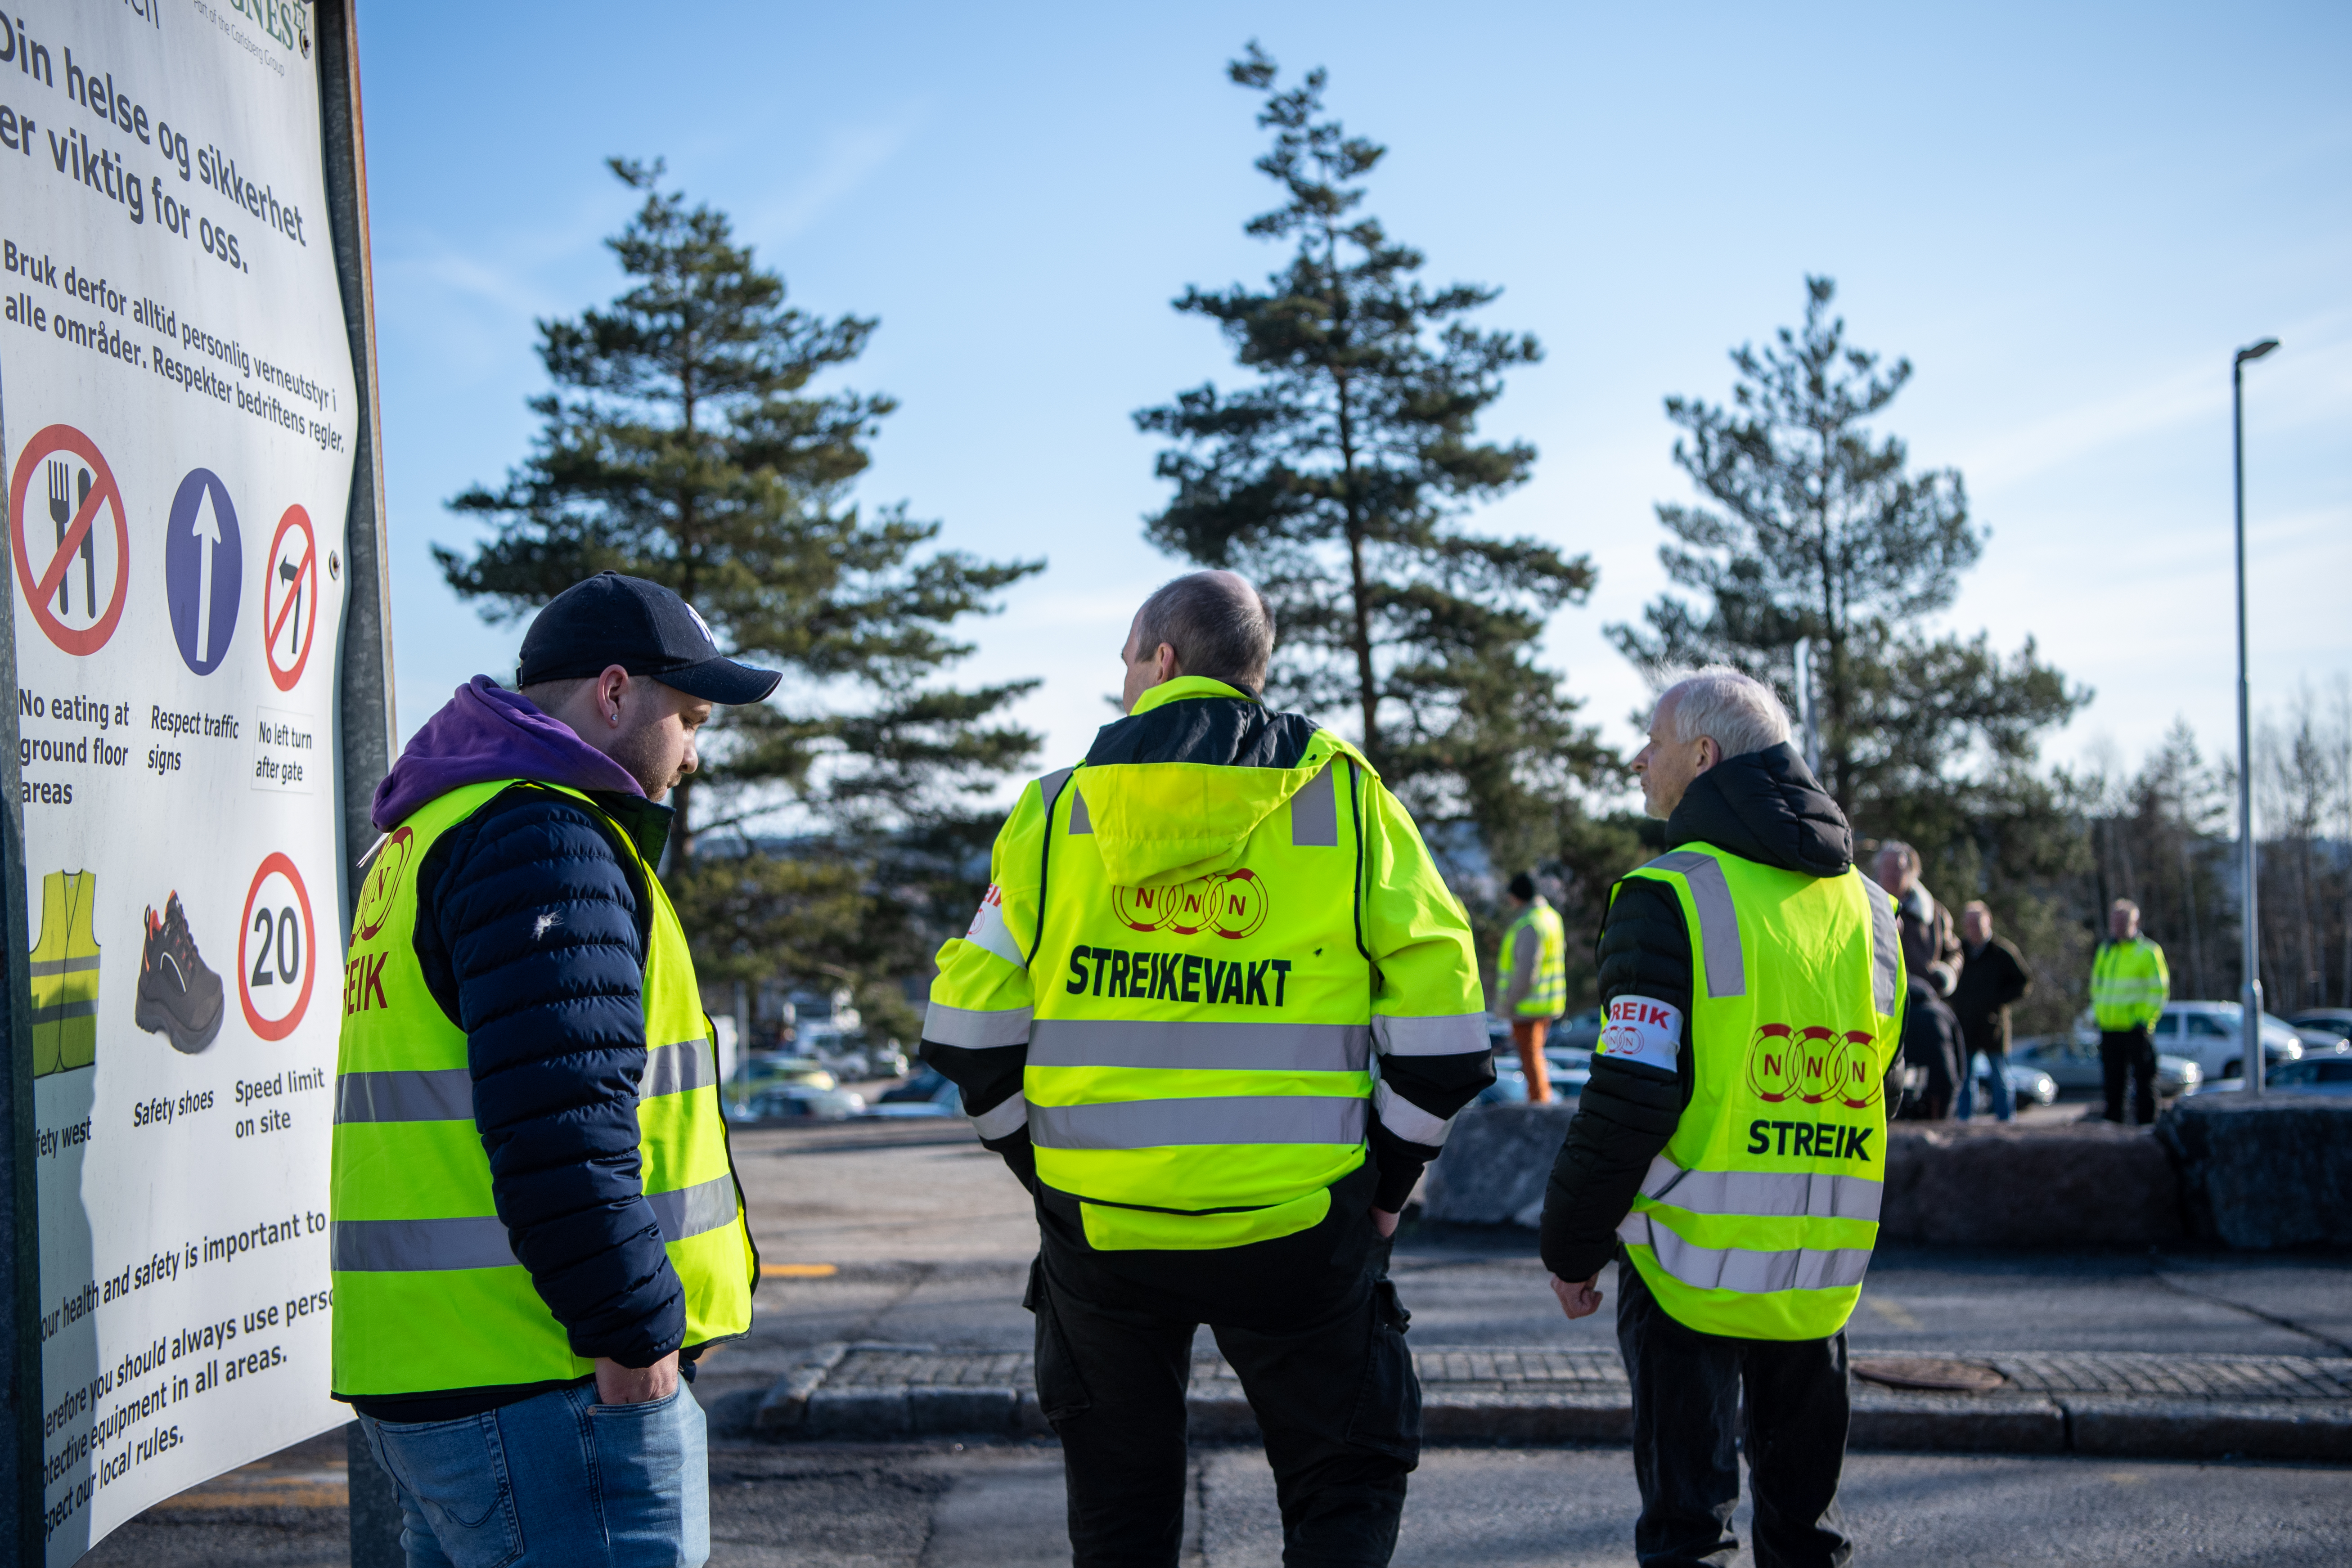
[1538,878,1692,1283]
[1991,939,2032,1009]
[418,793,685,1368]
[918,1036,1039,1193]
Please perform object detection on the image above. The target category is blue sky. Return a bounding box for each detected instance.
[354,1,2351,814]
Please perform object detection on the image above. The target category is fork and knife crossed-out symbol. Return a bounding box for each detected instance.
[44,460,99,619]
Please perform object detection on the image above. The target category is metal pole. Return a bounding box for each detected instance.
[2233,345,2266,1095]
[315,4,405,1561]
[1793,638,1822,779]
[0,363,47,1568]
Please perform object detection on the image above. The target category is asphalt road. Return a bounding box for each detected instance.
[717,1122,2352,1371]
[88,1119,2352,1565]
[91,1438,2352,1567]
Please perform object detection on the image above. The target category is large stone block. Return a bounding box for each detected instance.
[1879,1121,2181,1247]
[1418,1103,1578,1227]
[2157,1096,2352,1249]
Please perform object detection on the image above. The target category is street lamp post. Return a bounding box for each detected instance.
[2233,337,2279,1094]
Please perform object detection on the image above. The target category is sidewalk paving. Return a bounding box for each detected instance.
[753,1341,2352,1460]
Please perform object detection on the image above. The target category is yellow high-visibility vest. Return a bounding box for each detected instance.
[330,779,754,1397]
[1503,899,1567,1019]
[2090,937,2169,1032]
[1611,845,1905,1340]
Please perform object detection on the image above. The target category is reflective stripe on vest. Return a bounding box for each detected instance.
[1616,845,1902,1341]
[333,1173,743,1271]
[1030,1095,1369,1150]
[1614,1211,1875,1294]
[335,1036,716,1124]
[1634,1153,1883,1223]
[1030,1018,1370,1073]
[330,779,756,1398]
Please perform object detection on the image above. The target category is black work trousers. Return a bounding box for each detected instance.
[1027,1168,1419,1568]
[2101,1026,2158,1125]
[1617,1258,1854,1568]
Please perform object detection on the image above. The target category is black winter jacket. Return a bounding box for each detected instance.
[346,678,706,1420]
[1538,743,1856,1284]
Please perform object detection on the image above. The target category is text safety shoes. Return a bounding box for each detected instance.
[136,893,225,1054]
[30,869,100,1077]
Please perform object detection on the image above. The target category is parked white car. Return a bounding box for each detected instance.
[2071,1002,2302,1082]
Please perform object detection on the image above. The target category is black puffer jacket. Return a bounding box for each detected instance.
[347,678,701,1420]
[1538,743,1854,1283]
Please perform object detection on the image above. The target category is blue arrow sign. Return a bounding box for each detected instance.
[164,467,242,675]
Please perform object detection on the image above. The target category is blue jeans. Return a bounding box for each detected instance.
[1956,1050,2015,1121]
[357,1382,708,1568]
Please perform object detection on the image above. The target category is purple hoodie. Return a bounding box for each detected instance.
[372,676,645,831]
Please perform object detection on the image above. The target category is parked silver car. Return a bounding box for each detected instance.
[2285,1009,2352,1051]
[2010,1033,2204,1100]
[2267,1042,2352,1096]
[1962,1053,2060,1109]
[730,1084,867,1123]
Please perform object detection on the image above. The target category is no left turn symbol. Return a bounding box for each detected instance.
[263,503,318,691]
[238,851,316,1041]
[7,423,130,656]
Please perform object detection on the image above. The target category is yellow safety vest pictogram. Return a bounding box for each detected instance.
[30,870,100,1077]
[1503,898,1567,1019]
[330,779,755,1397]
[1611,845,1905,1340]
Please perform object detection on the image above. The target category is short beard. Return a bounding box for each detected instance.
[606,723,681,800]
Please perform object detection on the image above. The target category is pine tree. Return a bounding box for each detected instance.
[1136,46,1608,840]
[441,158,1041,1018]
[1612,277,2086,823]
[1616,277,2095,1024]
[442,157,1041,859]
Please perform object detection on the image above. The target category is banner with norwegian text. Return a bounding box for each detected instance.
[0,1,355,1557]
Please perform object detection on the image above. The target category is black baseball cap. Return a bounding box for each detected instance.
[516,572,781,705]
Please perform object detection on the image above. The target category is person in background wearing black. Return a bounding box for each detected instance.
[1951,902,2031,1122]
[1900,966,1965,1121]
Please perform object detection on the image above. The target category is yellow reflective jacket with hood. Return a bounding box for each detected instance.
[922,677,1493,1249]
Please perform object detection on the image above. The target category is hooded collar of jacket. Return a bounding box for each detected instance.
[1080,678,1372,888]
[1662,741,1853,879]
[1129,674,1257,716]
[372,675,650,832]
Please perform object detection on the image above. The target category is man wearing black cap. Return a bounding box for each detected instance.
[333,573,779,1566]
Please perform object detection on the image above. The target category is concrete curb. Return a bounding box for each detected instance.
[2062,1396,2352,1462]
[753,1344,2352,1460]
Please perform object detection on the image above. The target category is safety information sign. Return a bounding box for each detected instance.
[0,1,355,1558]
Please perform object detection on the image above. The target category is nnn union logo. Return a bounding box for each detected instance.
[1110,871,1271,939]
[1745,1023,1882,1109]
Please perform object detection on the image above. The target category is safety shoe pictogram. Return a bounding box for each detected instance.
[135,892,224,1054]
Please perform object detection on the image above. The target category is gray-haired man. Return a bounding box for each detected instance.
[1538,666,1903,1568]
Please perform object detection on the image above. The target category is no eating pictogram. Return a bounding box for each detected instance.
[262,503,318,692]
[7,424,131,656]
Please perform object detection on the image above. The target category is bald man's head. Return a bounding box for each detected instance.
[1120,571,1275,710]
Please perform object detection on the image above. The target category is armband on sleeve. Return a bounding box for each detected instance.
[1594,995,1682,1073]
